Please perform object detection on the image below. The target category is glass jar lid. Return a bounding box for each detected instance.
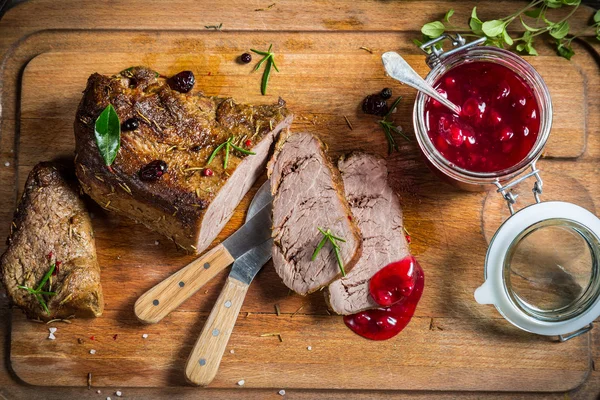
[475,200,600,337]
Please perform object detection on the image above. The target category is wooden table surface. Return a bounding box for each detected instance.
[1,0,600,398]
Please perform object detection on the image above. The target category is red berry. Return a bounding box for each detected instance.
[369,256,419,307]
[431,89,447,108]
[448,124,465,146]
[244,139,252,148]
[444,76,457,87]
[499,126,514,141]
[461,97,479,117]
[496,80,511,99]
[488,109,502,126]
[202,168,214,177]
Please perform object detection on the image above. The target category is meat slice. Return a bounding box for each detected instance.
[269,132,362,295]
[74,67,292,253]
[326,153,409,315]
[0,163,104,320]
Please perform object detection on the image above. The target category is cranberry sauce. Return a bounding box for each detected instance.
[425,61,540,173]
[344,257,424,341]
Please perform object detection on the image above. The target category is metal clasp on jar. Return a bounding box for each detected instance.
[494,162,543,215]
[420,33,486,68]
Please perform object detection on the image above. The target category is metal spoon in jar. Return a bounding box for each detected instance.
[382,51,461,115]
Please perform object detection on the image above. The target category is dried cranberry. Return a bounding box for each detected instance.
[139,160,168,182]
[167,71,195,93]
[362,94,388,116]
[240,53,252,64]
[380,88,392,99]
[122,118,139,131]
[202,168,214,177]
[244,139,252,148]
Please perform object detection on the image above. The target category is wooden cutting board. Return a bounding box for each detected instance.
[2,0,600,394]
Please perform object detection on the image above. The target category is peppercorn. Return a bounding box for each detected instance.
[240,53,252,64]
[122,118,139,131]
[139,160,168,182]
[362,94,388,116]
[202,168,214,177]
[380,88,392,99]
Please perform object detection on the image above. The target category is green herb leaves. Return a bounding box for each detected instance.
[251,44,280,95]
[94,104,121,167]
[378,97,410,154]
[17,263,57,315]
[207,136,256,169]
[417,1,600,61]
[421,21,445,38]
[312,227,347,277]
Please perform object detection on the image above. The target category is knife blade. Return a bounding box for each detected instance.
[134,181,273,324]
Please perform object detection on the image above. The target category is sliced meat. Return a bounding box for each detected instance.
[0,162,104,320]
[74,67,293,253]
[326,153,409,315]
[269,132,362,295]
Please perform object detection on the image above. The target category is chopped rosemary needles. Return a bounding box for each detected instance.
[17,263,57,314]
[207,137,256,169]
[312,227,347,277]
[251,44,280,95]
[378,96,410,154]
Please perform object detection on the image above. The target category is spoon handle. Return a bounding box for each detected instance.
[382,51,461,115]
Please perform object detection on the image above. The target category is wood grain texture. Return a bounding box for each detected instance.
[135,244,235,324]
[1,0,600,398]
[185,277,249,386]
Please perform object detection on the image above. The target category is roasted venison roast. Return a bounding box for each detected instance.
[269,132,362,295]
[74,67,292,253]
[326,153,409,315]
[0,163,104,320]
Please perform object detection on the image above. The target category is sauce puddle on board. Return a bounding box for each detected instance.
[425,61,540,173]
[344,256,424,341]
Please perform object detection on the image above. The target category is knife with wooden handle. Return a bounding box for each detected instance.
[185,238,273,386]
[134,181,273,324]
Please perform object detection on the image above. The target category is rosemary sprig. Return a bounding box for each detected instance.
[312,227,347,277]
[378,96,410,154]
[207,137,256,169]
[251,44,280,95]
[17,263,57,314]
[205,23,223,30]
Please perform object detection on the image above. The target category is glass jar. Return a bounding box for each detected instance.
[405,35,600,341]
[413,37,553,191]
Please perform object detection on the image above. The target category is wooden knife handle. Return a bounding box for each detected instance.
[134,244,235,324]
[185,276,248,386]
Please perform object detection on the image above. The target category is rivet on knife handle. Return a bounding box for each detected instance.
[134,244,235,324]
[185,276,248,386]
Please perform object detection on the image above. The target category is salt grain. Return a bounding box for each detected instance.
[106,397,111,400]
[97,390,101,394]
[48,327,57,340]
[230,349,235,354]
[154,241,159,245]
[4,162,10,167]
[115,390,122,397]
[279,389,286,396]
[237,379,245,386]
[307,346,312,351]
[90,349,96,355]
[142,334,149,339]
